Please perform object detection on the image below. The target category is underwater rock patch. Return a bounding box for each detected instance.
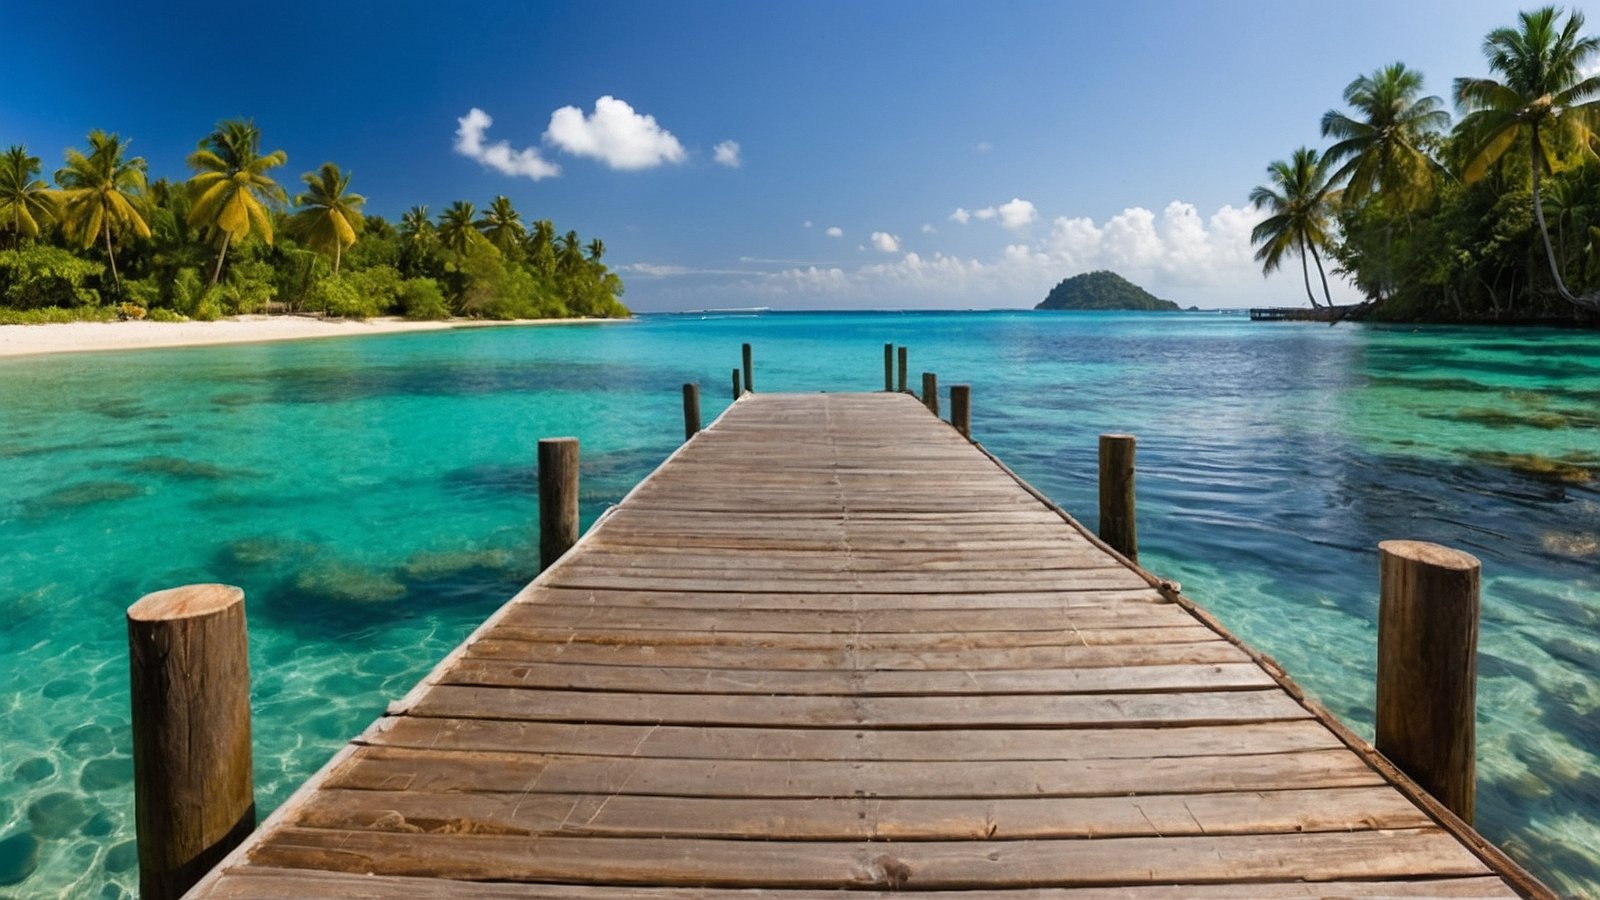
[0,830,39,886]
[401,547,515,580]
[27,792,91,839]
[12,757,54,784]
[21,481,141,516]
[293,560,407,604]
[222,536,319,567]
[79,757,133,793]
[123,456,238,480]
[103,840,136,874]
[1468,450,1597,485]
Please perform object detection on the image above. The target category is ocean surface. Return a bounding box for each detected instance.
[0,310,1596,897]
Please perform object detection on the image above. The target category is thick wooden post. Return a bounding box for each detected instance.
[883,343,894,391]
[921,372,938,415]
[732,368,742,400]
[538,437,580,569]
[950,384,971,439]
[741,343,754,394]
[682,383,701,441]
[1377,540,1481,823]
[1098,434,1137,562]
[128,584,254,900]
[897,346,908,393]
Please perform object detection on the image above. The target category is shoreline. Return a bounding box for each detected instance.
[0,315,622,359]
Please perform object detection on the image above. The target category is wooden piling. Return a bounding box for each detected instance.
[883,343,894,391]
[950,384,971,439]
[921,372,938,416]
[682,383,701,441]
[732,368,742,400]
[1098,434,1137,562]
[897,346,908,393]
[742,343,754,394]
[538,437,580,569]
[128,584,254,900]
[1377,540,1481,823]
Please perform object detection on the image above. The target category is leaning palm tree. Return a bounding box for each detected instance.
[476,195,524,256]
[186,119,288,285]
[1249,147,1342,308]
[437,201,482,255]
[54,130,151,297]
[287,163,365,274]
[1321,62,1450,211]
[0,145,60,247]
[1456,6,1600,311]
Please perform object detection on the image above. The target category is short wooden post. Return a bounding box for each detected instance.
[897,346,908,393]
[741,343,754,394]
[921,372,938,416]
[682,383,701,441]
[883,343,894,391]
[1377,540,1481,823]
[950,384,971,439]
[128,584,255,900]
[538,437,580,569]
[731,368,742,400]
[1098,434,1137,562]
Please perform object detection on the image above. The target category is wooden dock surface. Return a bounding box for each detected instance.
[191,392,1535,897]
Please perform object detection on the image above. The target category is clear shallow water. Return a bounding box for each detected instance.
[0,311,1595,897]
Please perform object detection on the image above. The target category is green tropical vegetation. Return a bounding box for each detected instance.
[0,118,627,323]
[1251,6,1600,321]
[1035,270,1179,311]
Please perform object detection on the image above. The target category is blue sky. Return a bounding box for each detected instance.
[1,0,1542,309]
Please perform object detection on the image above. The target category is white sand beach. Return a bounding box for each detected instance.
[0,315,612,358]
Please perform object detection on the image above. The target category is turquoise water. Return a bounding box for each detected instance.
[0,311,1596,896]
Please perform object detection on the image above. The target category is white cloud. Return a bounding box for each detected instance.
[975,141,994,153]
[949,208,971,224]
[713,140,742,168]
[825,226,843,238]
[921,223,936,234]
[960,198,1037,231]
[974,208,996,222]
[871,231,900,253]
[544,96,686,170]
[453,108,561,181]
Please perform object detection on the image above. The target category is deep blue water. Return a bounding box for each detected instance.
[0,310,1596,896]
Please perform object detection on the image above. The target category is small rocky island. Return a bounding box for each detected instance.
[1035,270,1180,311]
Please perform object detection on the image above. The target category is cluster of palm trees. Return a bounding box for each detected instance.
[1250,6,1600,316]
[1,120,366,303]
[400,198,607,276]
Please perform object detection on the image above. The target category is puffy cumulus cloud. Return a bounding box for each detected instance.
[713,140,742,168]
[1045,201,1259,286]
[454,108,562,180]
[825,226,843,238]
[545,96,686,170]
[921,223,936,234]
[959,198,1037,231]
[871,231,900,253]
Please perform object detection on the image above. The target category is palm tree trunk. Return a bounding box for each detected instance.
[1298,236,1320,307]
[102,227,122,299]
[209,233,231,287]
[334,242,341,275]
[1528,131,1596,310]
[1310,244,1334,307]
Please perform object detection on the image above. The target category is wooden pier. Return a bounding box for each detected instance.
[186,392,1543,897]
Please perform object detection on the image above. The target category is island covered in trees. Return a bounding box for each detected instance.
[1034,270,1179,311]
[0,119,629,324]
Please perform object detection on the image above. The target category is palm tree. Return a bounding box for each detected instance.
[476,195,524,256]
[586,237,605,264]
[527,218,556,275]
[1456,6,1600,311]
[437,201,482,255]
[557,230,584,274]
[54,130,151,296]
[1321,62,1450,211]
[186,119,288,285]
[288,163,365,274]
[0,145,60,247]
[400,205,433,245]
[1249,148,1342,308]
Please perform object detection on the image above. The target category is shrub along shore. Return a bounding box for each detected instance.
[0,120,629,325]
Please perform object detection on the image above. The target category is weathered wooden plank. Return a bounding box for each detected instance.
[244,828,1489,888]
[543,569,1154,594]
[519,585,1168,612]
[403,686,1310,729]
[289,786,1433,840]
[199,868,1521,899]
[442,658,1276,696]
[495,601,1199,634]
[361,718,1347,760]
[460,637,1246,671]
[481,624,1223,651]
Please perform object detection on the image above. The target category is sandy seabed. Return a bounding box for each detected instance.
[0,315,609,358]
